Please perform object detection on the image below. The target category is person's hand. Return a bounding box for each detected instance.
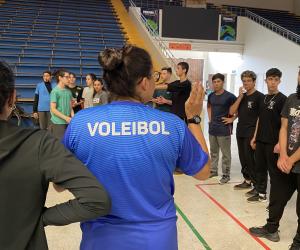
[273,143,280,154]
[185,82,205,119]
[65,117,72,124]
[250,137,256,150]
[151,98,159,104]
[239,86,245,98]
[33,112,38,119]
[277,154,291,173]
[222,117,234,125]
[158,96,168,104]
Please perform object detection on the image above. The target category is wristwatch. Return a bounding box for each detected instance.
[187,115,201,124]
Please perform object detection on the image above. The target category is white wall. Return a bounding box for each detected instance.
[207,0,293,11]
[236,17,300,96]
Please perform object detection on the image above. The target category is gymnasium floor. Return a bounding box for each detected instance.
[45,109,297,250]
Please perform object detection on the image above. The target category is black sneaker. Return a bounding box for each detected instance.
[247,194,267,203]
[219,175,230,185]
[245,188,258,197]
[234,180,252,190]
[209,172,218,178]
[289,233,300,250]
[249,226,280,242]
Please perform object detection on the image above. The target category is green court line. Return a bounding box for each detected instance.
[176,204,212,250]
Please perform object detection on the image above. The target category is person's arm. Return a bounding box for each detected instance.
[70,102,74,118]
[229,87,244,116]
[250,118,259,150]
[33,94,39,119]
[155,84,168,90]
[39,132,111,226]
[207,102,211,122]
[50,102,71,123]
[277,118,290,173]
[158,96,172,106]
[82,88,87,109]
[185,83,211,180]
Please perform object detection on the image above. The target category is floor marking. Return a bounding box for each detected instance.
[195,184,271,250]
[176,204,212,250]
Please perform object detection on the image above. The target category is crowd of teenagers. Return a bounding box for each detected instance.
[0,44,299,250]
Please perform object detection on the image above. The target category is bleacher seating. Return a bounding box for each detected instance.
[0,0,127,103]
[221,5,300,36]
[122,0,183,10]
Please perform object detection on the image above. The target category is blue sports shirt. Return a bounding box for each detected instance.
[63,101,208,250]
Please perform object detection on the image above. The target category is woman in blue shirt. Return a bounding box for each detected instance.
[63,45,211,250]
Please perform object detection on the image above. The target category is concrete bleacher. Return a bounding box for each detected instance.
[0,0,127,102]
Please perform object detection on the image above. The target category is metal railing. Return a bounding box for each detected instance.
[128,0,177,69]
[245,9,300,45]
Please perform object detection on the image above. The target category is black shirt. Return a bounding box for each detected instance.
[256,92,287,144]
[167,79,191,119]
[237,90,264,138]
[67,85,83,113]
[281,93,300,173]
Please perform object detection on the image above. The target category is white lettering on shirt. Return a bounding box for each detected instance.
[290,108,300,117]
[87,121,170,137]
[88,122,99,137]
[99,122,110,136]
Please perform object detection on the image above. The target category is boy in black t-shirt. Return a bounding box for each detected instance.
[167,62,191,120]
[248,68,287,203]
[229,71,264,192]
[67,72,83,113]
[250,73,300,247]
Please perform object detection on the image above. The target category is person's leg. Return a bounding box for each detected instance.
[243,136,256,184]
[234,137,252,189]
[51,124,67,140]
[218,135,231,177]
[247,141,268,202]
[250,167,296,242]
[38,112,47,130]
[45,112,51,130]
[290,173,300,248]
[209,135,220,176]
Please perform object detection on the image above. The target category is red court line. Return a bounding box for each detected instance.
[195,184,271,250]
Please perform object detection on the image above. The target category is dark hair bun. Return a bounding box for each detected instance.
[99,48,123,71]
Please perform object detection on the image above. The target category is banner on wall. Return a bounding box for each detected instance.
[141,8,159,34]
[219,16,237,41]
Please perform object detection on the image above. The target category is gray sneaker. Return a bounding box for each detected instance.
[219,175,230,185]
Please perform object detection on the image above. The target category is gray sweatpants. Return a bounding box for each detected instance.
[38,112,51,130]
[209,135,231,176]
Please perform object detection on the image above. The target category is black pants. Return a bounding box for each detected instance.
[265,170,300,233]
[237,136,256,184]
[255,141,278,194]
